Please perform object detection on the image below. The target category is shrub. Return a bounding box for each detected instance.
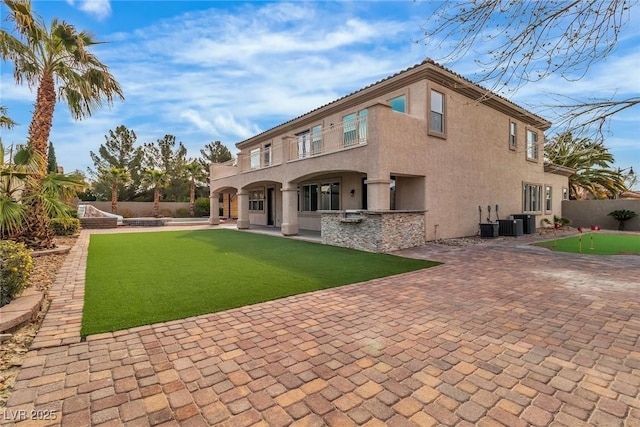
[50,217,81,235]
[0,240,34,308]
[118,208,134,218]
[157,208,171,218]
[608,209,638,231]
[195,197,210,217]
[175,208,190,218]
[542,215,571,229]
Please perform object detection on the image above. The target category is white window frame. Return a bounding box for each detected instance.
[263,143,271,167]
[545,185,552,212]
[249,189,264,212]
[523,183,543,213]
[526,130,539,160]
[249,147,260,169]
[320,182,340,210]
[343,110,368,146]
[429,89,445,135]
[301,184,318,212]
[297,130,311,159]
[509,122,517,150]
[311,125,322,155]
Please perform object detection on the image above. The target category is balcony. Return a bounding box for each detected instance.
[211,114,369,176]
[287,114,368,162]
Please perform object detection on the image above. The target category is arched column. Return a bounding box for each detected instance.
[237,190,250,229]
[365,178,391,211]
[209,192,220,225]
[281,183,298,236]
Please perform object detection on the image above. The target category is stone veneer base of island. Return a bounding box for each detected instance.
[319,210,426,253]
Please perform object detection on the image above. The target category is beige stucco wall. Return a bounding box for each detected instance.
[210,64,567,242]
[84,201,193,217]
[562,200,640,231]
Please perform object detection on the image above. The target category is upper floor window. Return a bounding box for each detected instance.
[343,110,368,146]
[430,90,444,134]
[297,130,310,159]
[388,95,406,113]
[526,130,538,160]
[523,183,542,212]
[250,148,260,169]
[509,122,517,150]
[263,143,271,166]
[311,125,322,154]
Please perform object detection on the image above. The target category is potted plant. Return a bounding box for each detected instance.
[542,215,571,230]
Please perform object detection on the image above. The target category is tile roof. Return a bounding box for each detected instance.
[236,58,550,147]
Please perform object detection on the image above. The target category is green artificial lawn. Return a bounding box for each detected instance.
[535,233,640,255]
[82,229,440,336]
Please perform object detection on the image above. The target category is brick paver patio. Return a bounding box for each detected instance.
[2,227,639,426]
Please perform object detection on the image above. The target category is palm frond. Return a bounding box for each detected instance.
[0,196,27,236]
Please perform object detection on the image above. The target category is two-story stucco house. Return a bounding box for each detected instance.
[209,59,571,252]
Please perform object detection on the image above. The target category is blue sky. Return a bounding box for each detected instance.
[1,0,639,187]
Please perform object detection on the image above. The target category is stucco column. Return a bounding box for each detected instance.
[237,191,250,229]
[365,178,391,211]
[281,185,299,236]
[209,192,220,225]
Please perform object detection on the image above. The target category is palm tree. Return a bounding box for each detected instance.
[142,169,167,217]
[545,132,627,199]
[1,0,124,248]
[1,143,82,240]
[184,162,206,217]
[101,167,129,214]
[1,143,40,238]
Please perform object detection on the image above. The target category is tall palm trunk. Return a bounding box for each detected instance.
[189,178,196,217]
[153,187,160,217]
[18,73,57,249]
[111,183,118,213]
[14,182,55,249]
[28,73,56,178]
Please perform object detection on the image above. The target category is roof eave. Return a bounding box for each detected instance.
[236,59,552,149]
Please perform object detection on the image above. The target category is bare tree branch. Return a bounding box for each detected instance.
[419,0,637,132]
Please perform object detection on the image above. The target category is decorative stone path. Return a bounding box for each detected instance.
[2,226,639,426]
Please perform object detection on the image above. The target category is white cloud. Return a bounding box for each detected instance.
[68,0,112,20]
[4,1,637,176]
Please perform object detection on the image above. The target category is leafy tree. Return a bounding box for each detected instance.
[0,0,123,248]
[100,167,129,214]
[46,141,57,173]
[184,162,206,217]
[143,135,188,201]
[142,169,167,217]
[89,125,144,201]
[420,0,638,134]
[199,141,232,170]
[545,132,627,199]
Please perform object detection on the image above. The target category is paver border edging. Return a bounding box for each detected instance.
[29,231,90,350]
